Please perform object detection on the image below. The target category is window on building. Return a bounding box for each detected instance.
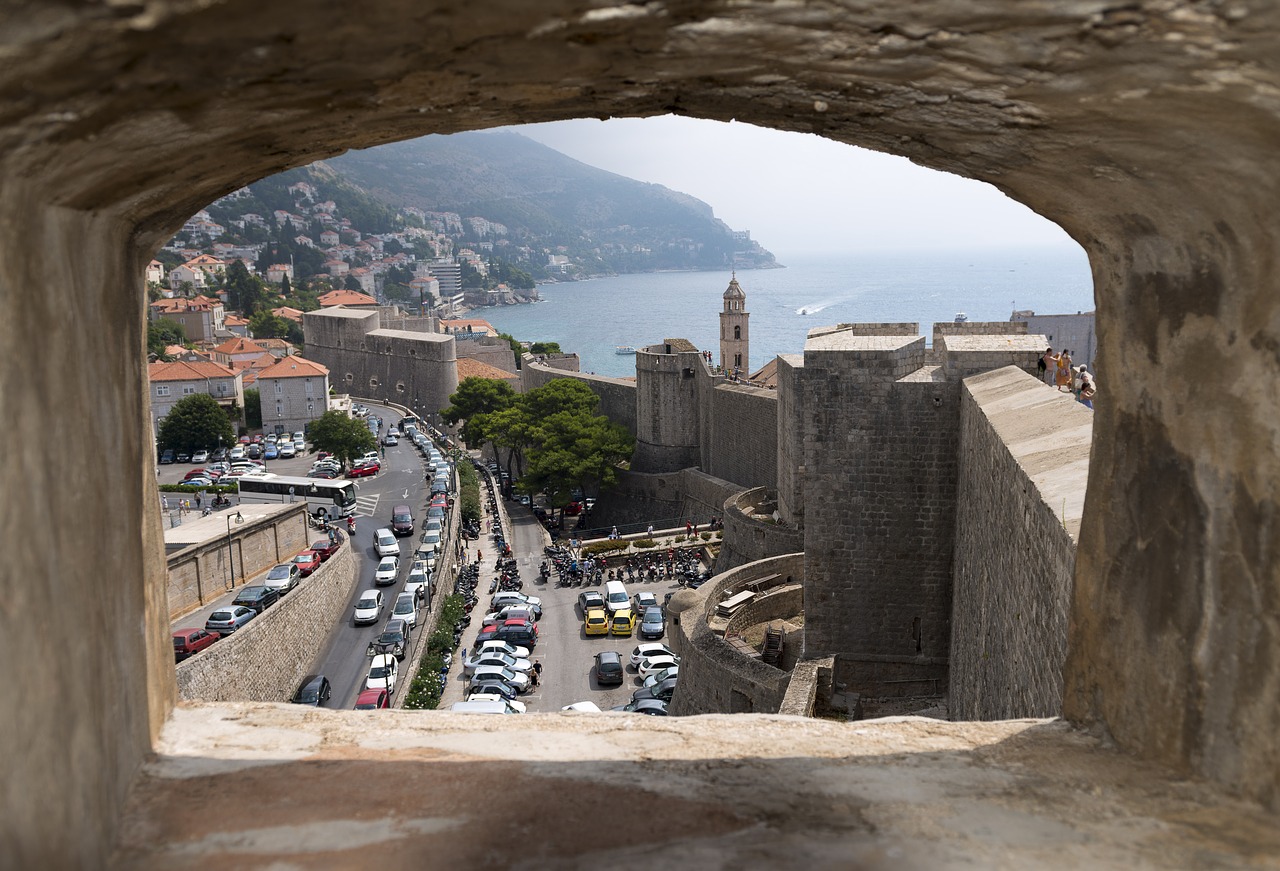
[182,385,195,395]
[156,385,170,397]
[275,382,282,395]
[734,326,741,340]
[734,353,742,368]
[305,378,313,396]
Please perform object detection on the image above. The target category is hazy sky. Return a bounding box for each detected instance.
[515,116,1078,259]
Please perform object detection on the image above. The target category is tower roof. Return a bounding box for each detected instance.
[723,275,745,301]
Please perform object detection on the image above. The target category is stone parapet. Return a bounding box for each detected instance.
[715,486,803,572]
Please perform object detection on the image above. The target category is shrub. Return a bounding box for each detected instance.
[632,538,656,549]
[715,531,723,540]
[403,653,445,710]
[458,463,480,525]
[428,627,453,655]
[700,531,712,541]
[583,541,627,557]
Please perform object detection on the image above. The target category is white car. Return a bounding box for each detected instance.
[229,445,246,460]
[561,701,602,712]
[414,547,437,571]
[277,442,297,458]
[353,590,383,625]
[466,694,526,713]
[643,665,680,688]
[366,654,397,693]
[191,449,209,463]
[490,592,542,611]
[420,529,441,552]
[392,592,418,628]
[637,655,680,679]
[374,528,400,557]
[462,651,532,676]
[634,591,658,612]
[374,556,399,586]
[361,451,379,464]
[405,568,430,603]
[474,639,531,660]
[469,665,530,694]
[630,643,677,668]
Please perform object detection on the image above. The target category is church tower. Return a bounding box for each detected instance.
[719,273,750,376]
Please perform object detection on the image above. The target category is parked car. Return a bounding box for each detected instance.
[637,655,680,680]
[462,651,532,677]
[632,677,679,704]
[291,674,332,706]
[612,698,669,716]
[392,592,418,629]
[205,605,255,635]
[353,589,383,625]
[175,449,191,463]
[643,665,680,689]
[263,444,278,460]
[610,608,635,637]
[232,584,280,613]
[246,443,262,459]
[483,605,538,625]
[374,555,400,585]
[405,566,430,604]
[639,606,666,640]
[366,654,398,693]
[490,592,542,614]
[458,695,526,714]
[469,665,530,694]
[310,529,345,560]
[584,608,609,636]
[291,549,322,577]
[578,590,605,613]
[172,628,219,662]
[159,449,175,464]
[354,688,390,710]
[307,467,338,479]
[594,650,625,686]
[210,447,229,462]
[347,461,379,478]
[634,591,658,612]
[262,563,301,595]
[474,639,530,660]
[631,643,677,668]
[467,679,521,702]
[191,449,209,464]
[277,442,297,458]
[374,528,400,557]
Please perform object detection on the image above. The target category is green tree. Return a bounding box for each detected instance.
[147,320,187,359]
[224,260,269,315]
[157,394,235,454]
[440,376,517,448]
[529,341,561,355]
[244,389,262,430]
[306,410,377,467]
[279,272,292,297]
[249,310,291,339]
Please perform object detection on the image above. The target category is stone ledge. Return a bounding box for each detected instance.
[115,705,1280,868]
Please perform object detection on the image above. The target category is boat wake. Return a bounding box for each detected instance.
[795,300,838,316]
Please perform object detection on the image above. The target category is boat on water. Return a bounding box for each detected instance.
[615,346,637,355]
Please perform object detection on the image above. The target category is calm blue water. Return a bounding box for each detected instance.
[478,248,1094,378]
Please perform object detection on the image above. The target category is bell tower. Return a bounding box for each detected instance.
[719,273,750,376]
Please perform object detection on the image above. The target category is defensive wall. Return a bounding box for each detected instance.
[303,308,459,420]
[716,486,804,572]
[598,467,742,530]
[949,367,1090,720]
[165,503,311,620]
[521,354,637,435]
[1011,310,1098,371]
[174,544,357,702]
[668,553,805,716]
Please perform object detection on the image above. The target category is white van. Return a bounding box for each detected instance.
[605,580,630,613]
[374,527,400,557]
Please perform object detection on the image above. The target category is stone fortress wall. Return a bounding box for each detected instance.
[175,544,357,702]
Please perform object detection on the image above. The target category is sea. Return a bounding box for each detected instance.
[477,247,1094,379]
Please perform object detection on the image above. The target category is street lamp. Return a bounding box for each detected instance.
[225,510,244,590]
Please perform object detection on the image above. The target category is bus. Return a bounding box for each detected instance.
[235,474,358,519]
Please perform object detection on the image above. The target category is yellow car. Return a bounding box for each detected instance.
[610,608,635,637]
[584,608,610,636]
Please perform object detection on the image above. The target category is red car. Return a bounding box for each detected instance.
[347,461,379,478]
[354,688,390,710]
[430,495,448,509]
[291,549,322,577]
[310,530,345,561]
[173,628,220,662]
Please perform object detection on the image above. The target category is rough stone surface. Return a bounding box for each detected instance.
[3,1,1280,862]
[112,704,1280,870]
[715,486,804,571]
[950,368,1090,720]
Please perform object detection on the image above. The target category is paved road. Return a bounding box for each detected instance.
[440,481,685,713]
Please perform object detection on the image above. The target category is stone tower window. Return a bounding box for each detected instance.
[734,325,741,340]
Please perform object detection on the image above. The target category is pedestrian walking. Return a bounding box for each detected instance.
[1055,349,1073,391]
[533,660,543,677]
[1039,347,1056,386]
[195,492,202,509]
[685,520,693,536]
[647,524,654,537]
[163,496,170,512]
[609,525,619,540]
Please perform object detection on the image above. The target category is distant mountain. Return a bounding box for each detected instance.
[328,131,779,274]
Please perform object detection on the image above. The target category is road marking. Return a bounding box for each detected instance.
[356,494,381,516]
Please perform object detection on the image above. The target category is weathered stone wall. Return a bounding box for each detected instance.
[175,545,357,701]
[802,334,958,672]
[304,309,458,418]
[701,380,778,490]
[777,655,835,717]
[521,357,637,435]
[774,354,806,528]
[668,554,804,715]
[600,468,741,530]
[633,344,703,472]
[167,505,311,620]
[457,336,518,375]
[716,487,804,572]
[949,367,1089,720]
[936,333,1048,381]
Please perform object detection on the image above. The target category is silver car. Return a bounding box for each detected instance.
[205,605,255,635]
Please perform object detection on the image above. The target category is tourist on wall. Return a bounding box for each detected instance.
[1079,374,1096,410]
[1040,347,1057,386]
[1055,349,1073,391]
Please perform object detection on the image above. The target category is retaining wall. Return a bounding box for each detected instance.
[715,487,804,572]
[166,505,311,620]
[174,544,357,701]
[949,366,1089,720]
[668,553,804,715]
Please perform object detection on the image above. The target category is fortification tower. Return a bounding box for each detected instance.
[719,274,750,375]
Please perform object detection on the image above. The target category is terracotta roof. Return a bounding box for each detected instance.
[231,353,277,372]
[212,337,267,354]
[748,357,779,389]
[258,356,330,379]
[318,289,376,307]
[456,357,518,381]
[148,360,237,381]
[223,314,249,326]
[272,306,305,322]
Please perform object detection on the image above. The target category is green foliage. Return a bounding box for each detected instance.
[306,410,376,465]
[458,462,481,526]
[428,627,453,655]
[441,376,517,448]
[700,531,713,541]
[249,310,291,340]
[147,320,188,359]
[224,260,271,315]
[529,341,562,355]
[243,389,262,430]
[632,539,656,549]
[402,657,444,710]
[157,394,235,454]
[582,541,628,557]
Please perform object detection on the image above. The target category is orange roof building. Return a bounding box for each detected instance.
[318,289,377,308]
